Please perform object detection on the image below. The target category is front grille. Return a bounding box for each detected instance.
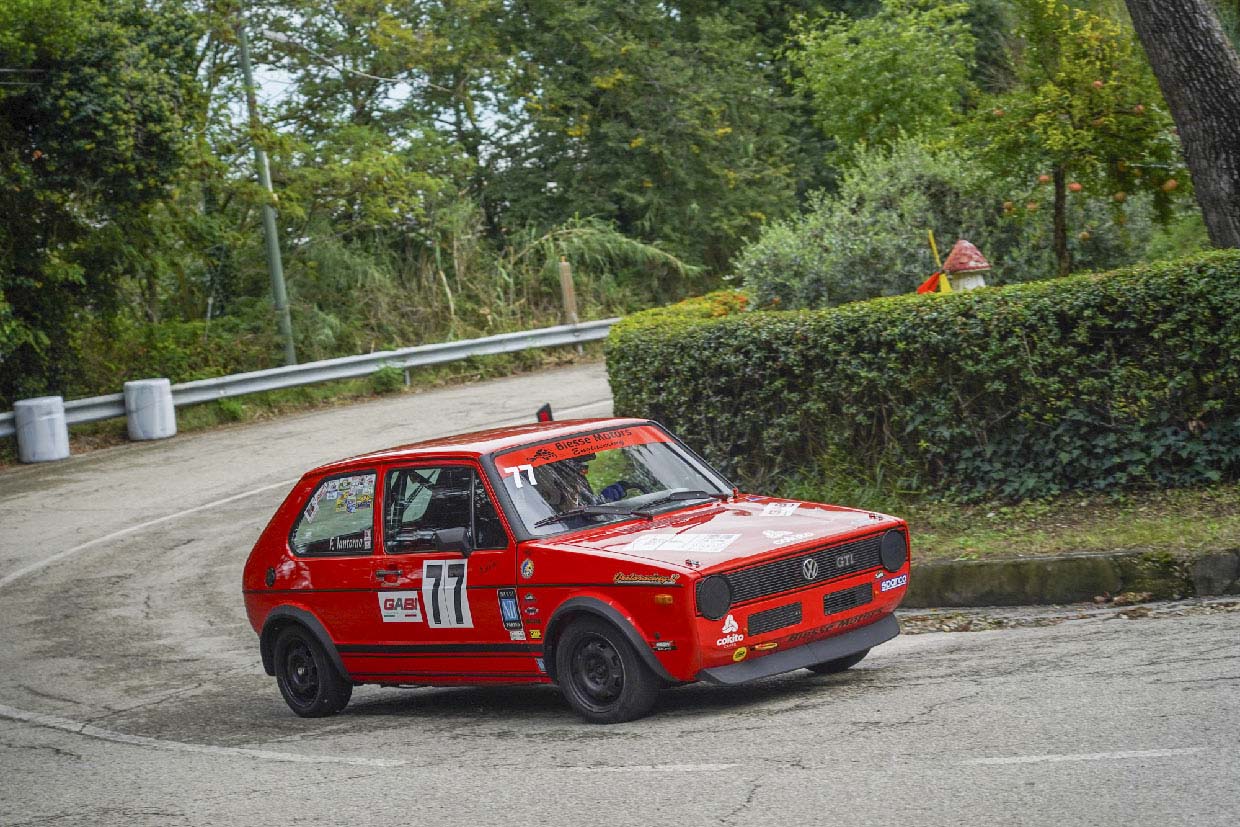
[823,583,873,616]
[747,602,802,636]
[723,533,883,605]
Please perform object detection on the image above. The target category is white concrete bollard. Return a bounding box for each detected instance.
[124,378,177,440]
[14,396,70,463]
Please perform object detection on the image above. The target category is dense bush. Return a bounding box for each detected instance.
[607,251,1240,500]
[735,140,1157,310]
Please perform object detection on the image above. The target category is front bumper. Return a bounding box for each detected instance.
[695,613,899,685]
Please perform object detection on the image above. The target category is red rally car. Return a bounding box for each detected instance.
[242,418,911,723]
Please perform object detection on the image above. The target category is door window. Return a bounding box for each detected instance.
[384,465,508,553]
[289,472,377,556]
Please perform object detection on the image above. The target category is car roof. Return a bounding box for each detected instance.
[309,417,652,475]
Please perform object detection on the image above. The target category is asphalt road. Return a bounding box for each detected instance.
[1,363,1237,826]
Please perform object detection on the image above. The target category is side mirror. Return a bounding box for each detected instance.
[434,527,473,558]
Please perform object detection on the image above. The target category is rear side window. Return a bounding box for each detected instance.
[290,472,377,556]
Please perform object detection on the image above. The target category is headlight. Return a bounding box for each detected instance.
[880,529,908,572]
[696,575,732,620]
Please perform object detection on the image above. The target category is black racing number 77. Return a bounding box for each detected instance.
[422,560,473,628]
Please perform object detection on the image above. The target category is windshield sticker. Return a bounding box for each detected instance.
[761,502,800,517]
[624,533,741,554]
[496,425,671,471]
[613,572,680,585]
[506,464,537,488]
[378,591,423,623]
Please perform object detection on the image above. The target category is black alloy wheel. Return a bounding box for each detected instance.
[556,617,659,724]
[806,648,870,675]
[274,626,353,717]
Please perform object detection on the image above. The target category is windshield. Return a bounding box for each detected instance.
[492,425,729,536]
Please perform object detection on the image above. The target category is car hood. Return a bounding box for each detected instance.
[545,497,900,573]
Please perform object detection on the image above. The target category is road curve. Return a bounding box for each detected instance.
[1,362,1237,826]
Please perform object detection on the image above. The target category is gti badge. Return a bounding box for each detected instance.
[802,557,819,580]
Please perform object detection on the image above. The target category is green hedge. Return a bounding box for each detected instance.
[606,251,1240,500]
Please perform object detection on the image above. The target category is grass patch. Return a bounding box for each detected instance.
[0,345,601,468]
[903,485,1240,561]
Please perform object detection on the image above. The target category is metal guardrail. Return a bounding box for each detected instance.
[0,318,618,439]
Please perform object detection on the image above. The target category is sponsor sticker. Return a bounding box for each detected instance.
[613,572,680,586]
[530,629,542,641]
[509,629,527,641]
[378,591,422,623]
[716,613,744,647]
[786,609,882,645]
[625,533,741,554]
[754,642,779,652]
[520,559,535,580]
[761,502,800,517]
[495,425,671,471]
[497,588,523,631]
[762,529,815,547]
[732,647,748,663]
[880,574,908,592]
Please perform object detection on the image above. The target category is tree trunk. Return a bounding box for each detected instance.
[1125,0,1240,248]
[1053,165,1071,275]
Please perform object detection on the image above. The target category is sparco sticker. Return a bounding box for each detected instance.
[880,574,908,592]
[625,533,741,554]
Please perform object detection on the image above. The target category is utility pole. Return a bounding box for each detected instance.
[236,19,297,365]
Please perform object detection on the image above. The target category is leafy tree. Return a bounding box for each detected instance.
[0,0,202,404]
[968,0,1185,274]
[494,1,799,273]
[787,0,977,161]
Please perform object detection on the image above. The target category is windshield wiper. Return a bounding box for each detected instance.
[533,504,650,528]
[633,490,729,515]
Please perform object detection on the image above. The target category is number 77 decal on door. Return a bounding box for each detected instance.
[422,560,474,628]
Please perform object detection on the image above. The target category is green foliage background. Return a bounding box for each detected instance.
[607,251,1240,500]
[0,0,1230,411]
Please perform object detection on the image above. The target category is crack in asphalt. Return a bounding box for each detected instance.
[82,683,205,726]
[718,777,765,826]
[0,738,82,761]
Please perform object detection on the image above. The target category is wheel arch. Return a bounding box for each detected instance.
[259,605,352,681]
[544,596,675,684]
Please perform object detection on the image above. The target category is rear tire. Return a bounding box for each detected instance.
[556,617,659,724]
[274,625,353,717]
[807,648,870,675]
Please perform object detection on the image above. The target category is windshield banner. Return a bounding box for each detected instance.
[495,425,670,472]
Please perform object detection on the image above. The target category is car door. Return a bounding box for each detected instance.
[344,460,538,685]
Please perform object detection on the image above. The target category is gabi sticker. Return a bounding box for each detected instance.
[625,533,741,554]
[378,591,422,623]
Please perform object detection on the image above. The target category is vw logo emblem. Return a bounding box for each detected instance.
[802,557,819,580]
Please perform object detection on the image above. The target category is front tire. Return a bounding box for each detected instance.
[556,617,659,724]
[807,648,870,675]
[274,626,353,717]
